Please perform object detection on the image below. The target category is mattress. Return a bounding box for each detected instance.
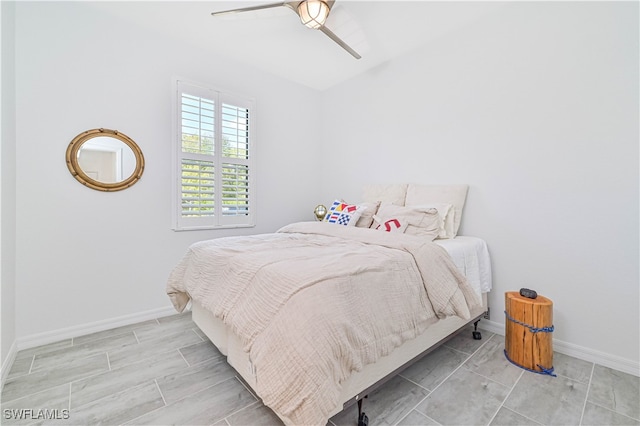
[435,236,493,294]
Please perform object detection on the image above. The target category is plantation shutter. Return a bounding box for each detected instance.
[175,81,254,230]
[219,96,251,223]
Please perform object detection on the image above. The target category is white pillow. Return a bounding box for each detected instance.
[324,200,365,226]
[372,203,440,240]
[372,215,408,233]
[405,184,469,236]
[362,184,407,205]
[415,203,455,239]
[355,201,381,228]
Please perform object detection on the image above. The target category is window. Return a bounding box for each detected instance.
[173,80,255,230]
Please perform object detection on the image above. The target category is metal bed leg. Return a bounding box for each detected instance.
[472,319,482,340]
[357,395,369,426]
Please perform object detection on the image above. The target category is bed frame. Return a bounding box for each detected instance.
[192,293,489,425]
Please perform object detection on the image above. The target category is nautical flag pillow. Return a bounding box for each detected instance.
[324,200,365,226]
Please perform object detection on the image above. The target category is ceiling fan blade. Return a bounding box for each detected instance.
[319,25,361,59]
[211,2,293,17]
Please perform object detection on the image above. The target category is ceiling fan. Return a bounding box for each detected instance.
[211,0,361,59]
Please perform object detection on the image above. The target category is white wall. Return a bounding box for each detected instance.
[1,0,17,369]
[13,2,321,338]
[8,1,639,373]
[319,2,639,366]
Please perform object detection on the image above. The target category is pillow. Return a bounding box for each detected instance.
[372,215,408,233]
[324,200,365,226]
[355,201,381,228]
[405,184,469,236]
[415,202,455,239]
[362,184,407,205]
[372,203,440,240]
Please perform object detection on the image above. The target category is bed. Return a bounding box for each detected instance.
[167,184,492,426]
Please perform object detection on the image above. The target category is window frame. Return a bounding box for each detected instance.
[171,78,256,231]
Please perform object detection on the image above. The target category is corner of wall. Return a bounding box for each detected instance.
[1,0,18,375]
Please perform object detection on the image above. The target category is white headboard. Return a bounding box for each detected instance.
[362,183,469,236]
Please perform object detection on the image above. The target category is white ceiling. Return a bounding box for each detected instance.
[88,1,505,91]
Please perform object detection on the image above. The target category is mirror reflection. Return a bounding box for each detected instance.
[77,137,137,184]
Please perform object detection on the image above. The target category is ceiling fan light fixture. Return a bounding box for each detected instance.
[297,0,330,29]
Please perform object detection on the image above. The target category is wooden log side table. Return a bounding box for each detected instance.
[504,291,556,376]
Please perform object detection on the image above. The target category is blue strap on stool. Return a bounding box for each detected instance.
[504,310,555,333]
[504,310,557,377]
[503,349,557,377]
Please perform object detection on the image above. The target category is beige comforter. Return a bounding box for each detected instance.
[167,222,480,425]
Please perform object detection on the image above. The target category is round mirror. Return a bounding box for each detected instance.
[66,128,144,192]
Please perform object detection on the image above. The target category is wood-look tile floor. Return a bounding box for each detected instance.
[2,311,639,426]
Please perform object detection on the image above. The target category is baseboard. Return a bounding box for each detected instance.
[478,319,640,377]
[15,305,177,352]
[1,340,18,391]
[552,339,640,378]
[477,318,504,336]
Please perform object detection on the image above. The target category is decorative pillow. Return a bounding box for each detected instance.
[414,203,455,239]
[405,184,469,236]
[371,215,408,233]
[324,200,365,226]
[373,203,440,240]
[355,201,381,228]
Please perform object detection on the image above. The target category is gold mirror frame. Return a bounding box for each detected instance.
[66,128,144,192]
